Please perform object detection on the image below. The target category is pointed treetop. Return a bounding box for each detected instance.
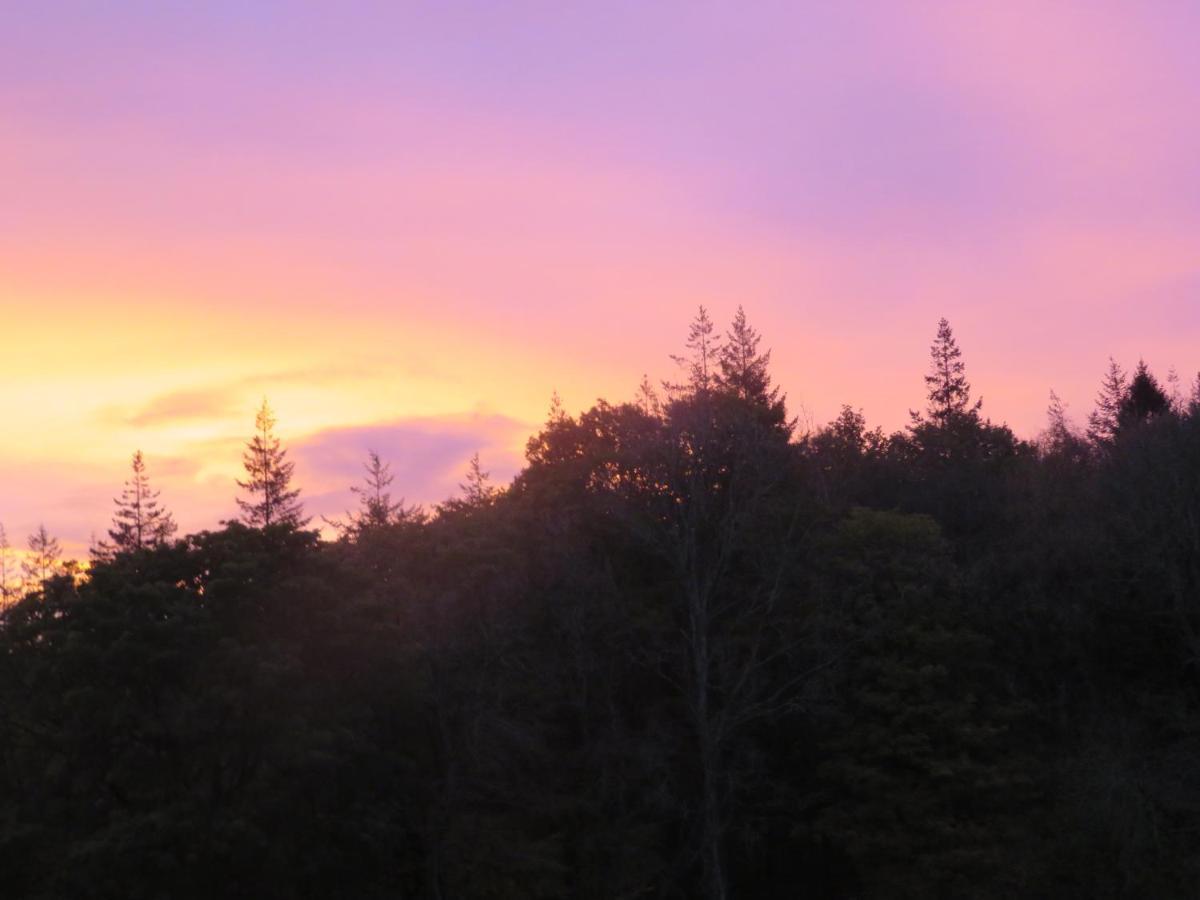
[95,450,177,559]
[637,373,661,417]
[345,449,414,533]
[1039,390,1082,456]
[23,524,63,588]
[548,390,566,423]
[718,305,778,404]
[1086,358,1128,446]
[236,398,306,528]
[1118,359,1170,429]
[0,523,17,605]
[460,451,497,507]
[921,317,980,425]
[667,305,722,396]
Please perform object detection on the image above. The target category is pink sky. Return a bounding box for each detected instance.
[2,2,1198,555]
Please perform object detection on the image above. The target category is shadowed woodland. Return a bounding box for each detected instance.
[4,308,1200,898]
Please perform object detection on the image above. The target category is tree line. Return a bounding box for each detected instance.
[1,308,1198,898]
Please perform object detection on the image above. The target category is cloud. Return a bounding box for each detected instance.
[291,412,532,517]
[124,387,241,427]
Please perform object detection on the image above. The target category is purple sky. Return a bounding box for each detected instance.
[1,2,1199,552]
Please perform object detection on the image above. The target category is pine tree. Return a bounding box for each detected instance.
[918,317,980,425]
[236,399,305,528]
[1086,358,1128,446]
[459,452,497,507]
[1043,391,1071,447]
[668,306,722,396]
[1118,360,1170,429]
[636,374,661,417]
[350,450,410,531]
[1040,390,1087,460]
[0,522,17,604]
[23,524,62,587]
[97,450,177,557]
[717,306,791,434]
[718,306,776,403]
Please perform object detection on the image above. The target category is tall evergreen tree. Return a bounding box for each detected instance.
[22,524,62,587]
[668,306,722,396]
[1118,360,1170,429]
[0,523,17,604]
[917,317,980,425]
[347,450,411,532]
[236,399,305,528]
[1041,391,1073,452]
[97,450,177,557]
[459,452,497,507]
[718,306,774,403]
[1087,357,1128,446]
[717,306,791,432]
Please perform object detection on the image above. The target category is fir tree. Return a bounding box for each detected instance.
[1042,390,1072,450]
[459,452,497,507]
[0,523,17,604]
[1118,360,1170,429]
[917,317,980,425]
[98,450,177,557]
[1086,358,1128,446]
[236,399,305,528]
[22,524,62,587]
[718,306,776,403]
[668,306,722,396]
[717,306,791,433]
[348,450,411,532]
[636,374,661,417]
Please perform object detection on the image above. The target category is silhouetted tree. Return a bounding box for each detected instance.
[668,305,722,396]
[236,399,305,528]
[0,523,17,604]
[717,306,791,432]
[95,450,177,558]
[340,449,413,534]
[1087,357,1128,446]
[637,373,661,416]
[1118,360,1170,429]
[916,317,980,426]
[7,305,1200,899]
[459,452,497,507]
[22,524,62,587]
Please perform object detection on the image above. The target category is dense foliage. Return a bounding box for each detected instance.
[2,312,1198,898]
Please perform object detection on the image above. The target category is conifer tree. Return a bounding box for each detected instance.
[1118,359,1170,429]
[1086,358,1128,446]
[918,317,980,425]
[98,450,177,557]
[23,524,62,586]
[636,374,661,416]
[236,399,305,528]
[668,306,722,396]
[349,450,411,531]
[718,306,776,403]
[0,523,17,604]
[1040,390,1087,460]
[1043,391,1071,446]
[459,452,497,507]
[717,306,791,433]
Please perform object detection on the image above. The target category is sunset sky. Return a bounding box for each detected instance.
[3,2,1199,555]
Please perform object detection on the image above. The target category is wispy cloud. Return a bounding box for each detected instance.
[124,387,240,427]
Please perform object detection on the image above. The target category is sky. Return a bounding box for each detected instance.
[2,1,1199,555]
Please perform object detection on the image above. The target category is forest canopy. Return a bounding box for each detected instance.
[1,309,1198,899]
